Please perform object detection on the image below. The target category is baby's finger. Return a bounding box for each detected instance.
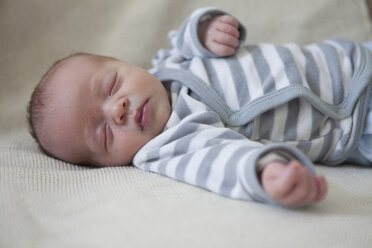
[270,161,301,200]
[280,165,310,206]
[215,21,240,38]
[213,31,239,48]
[315,174,328,202]
[302,171,318,204]
[216,15,239,28]
[207,41,236,56]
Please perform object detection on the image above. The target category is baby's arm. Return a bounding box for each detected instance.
[260,160,328,207]
[151,7,246,68]
[198,15,240,57]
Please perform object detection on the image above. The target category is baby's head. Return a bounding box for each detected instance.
[28,53,171,167]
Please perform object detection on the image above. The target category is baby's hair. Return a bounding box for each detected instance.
[27,52,92,157]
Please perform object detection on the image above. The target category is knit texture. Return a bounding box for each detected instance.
[1,0,372,247]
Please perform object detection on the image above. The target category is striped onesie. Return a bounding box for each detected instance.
[133,7,372,205]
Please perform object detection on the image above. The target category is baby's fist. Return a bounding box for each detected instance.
[260,160,328,207]
[198,15,240,57]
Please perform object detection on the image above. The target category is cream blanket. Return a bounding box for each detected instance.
[1,0,372,247]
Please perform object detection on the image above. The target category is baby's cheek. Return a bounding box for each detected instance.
[112,133,147,162]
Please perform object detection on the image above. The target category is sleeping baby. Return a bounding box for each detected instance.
[28,7,372,207]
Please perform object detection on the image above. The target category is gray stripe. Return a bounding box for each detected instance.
[195,144,226,188]
[284,99,300,140]
[175,17,194,58]
[157,160,170,175]
[145,122,199,172]
[296,141,311,155]
[275,46,302,85]
[335,132,351,158]
[202,58,227,102]
[209,129,248,141]
[219,146,251,196]
[315,122,335,162]
[186,111,221,126]
[318,43,344,105]
[180,60,191,70]
[259,109,275,140]
[333,39,358,68]
[158,124,203,175]
[175,129,245,181]
[164,122,199,147]
[174,94,192,119]
[174,153,194,181]
[332,133,347,159]
[225,56,251,106]
[159,130,199,178]
[311,108,323,138]
[244,122,254,139]
[301,47,320,96]
[244,45,276,93]
[302,48,323,139]
[194,130,250,187]
[143,149,160,170]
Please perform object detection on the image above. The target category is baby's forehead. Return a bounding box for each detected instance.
[62,54,101,69]
[49,55,103,85]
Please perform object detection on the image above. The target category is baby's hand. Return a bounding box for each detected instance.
[198,15,240,56]
[260,160,328,207]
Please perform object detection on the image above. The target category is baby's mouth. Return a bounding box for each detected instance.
[135,99,150,131]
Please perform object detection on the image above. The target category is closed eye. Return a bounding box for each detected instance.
[109,73,118,96]
[99,123,108,151]
[104,123,109,150]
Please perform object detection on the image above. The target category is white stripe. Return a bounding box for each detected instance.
[177,128,233,181]
[210,59,240,110]
[205,145,230,193]
[306,44,334,104]
[230,182,252,200]
[320,119,332,136]
[325,40,352,95]
[180,91,210,116]
[183,148,210,185]
[166,112,181,129]
[230,152,255,199]
[284,43,311,89]
[164,59,182,70]
[184,24,203,57]
[259,43,290,90]
[237,49,264,100]
[270,104,288,141]
[296,98,313,140]
[339,115,352,135]
[189,58,211,86]
[165,155,183,178]
[306,137,325,161]
[325,129,342,160]
[283,44,314,140]
[205,142,245,194]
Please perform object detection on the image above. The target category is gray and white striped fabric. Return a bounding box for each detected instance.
[134,7,372,205]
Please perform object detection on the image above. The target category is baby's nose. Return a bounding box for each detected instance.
[104,96,129,125]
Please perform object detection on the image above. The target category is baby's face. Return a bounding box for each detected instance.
[41,55,171,166]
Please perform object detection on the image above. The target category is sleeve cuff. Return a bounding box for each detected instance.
[256,153,289,172]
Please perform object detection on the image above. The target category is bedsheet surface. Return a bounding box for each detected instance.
[1,0,372,247]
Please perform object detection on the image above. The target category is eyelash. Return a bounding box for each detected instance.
[109,73,118,96]
[104,123,108,149]
[103,72,117,149]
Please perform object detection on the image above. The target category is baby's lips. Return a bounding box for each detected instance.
[134,99,149,131]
